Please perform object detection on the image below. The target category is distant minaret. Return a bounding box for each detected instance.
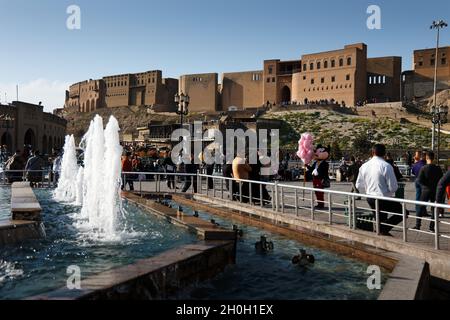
[16,85,19,101]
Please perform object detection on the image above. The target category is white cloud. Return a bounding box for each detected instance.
[0,79,70,113]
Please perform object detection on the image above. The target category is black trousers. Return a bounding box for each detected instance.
[417,189,436,230]
[182,177,198,193]
[121,176,134,191]
[367,198,403,234]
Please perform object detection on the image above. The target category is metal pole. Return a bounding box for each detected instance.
[295,189,299,216]
[351,196,356,229]
[375,199,380,235]
[260,184,263,208]
[402,203,407,242]
[328,193,332,224]
[435,207,440,250]
[274,181,279,212]
[239,181,243,203]
[437,119,441,166]
[432,27,439,151]
[280,186,284,213]
[311,190,315,220]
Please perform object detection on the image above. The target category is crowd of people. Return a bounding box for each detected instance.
[0,145,62,186]
[3,140,450,237]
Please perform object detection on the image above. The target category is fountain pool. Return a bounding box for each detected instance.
[164,200,387,300]
[0,188,197,300]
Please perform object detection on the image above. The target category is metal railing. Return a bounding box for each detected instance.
[119,171,450,251]
[0,169,58,187]
[1,169,449,251]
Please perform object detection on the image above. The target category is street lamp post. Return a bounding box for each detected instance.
[430,20,448,151]
[431,105,449,166]
[175,92,190,128]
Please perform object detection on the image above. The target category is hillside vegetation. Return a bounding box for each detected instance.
[265,109,449,151]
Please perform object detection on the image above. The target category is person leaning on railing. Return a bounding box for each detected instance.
[355,144,403,236]
[25,150,44,187]
[4,150,25,183]
[232,152,252,203]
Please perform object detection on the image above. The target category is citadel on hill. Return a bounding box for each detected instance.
[64,43,450,114]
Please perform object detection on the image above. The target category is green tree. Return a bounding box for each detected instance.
[330,141,343,160]
[352,132,373,158]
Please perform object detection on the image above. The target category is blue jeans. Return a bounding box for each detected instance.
[415,180,422,215]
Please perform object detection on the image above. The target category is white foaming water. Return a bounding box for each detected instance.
[55,114,126,242]
[74,166,84,206]
[0,260,23,284]
[77,115,124,241]
[54,135,79,202]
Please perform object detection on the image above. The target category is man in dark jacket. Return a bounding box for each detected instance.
[25,150,44,187]
[415,151,443,231]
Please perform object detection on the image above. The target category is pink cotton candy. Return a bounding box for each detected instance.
[296,133,314,165]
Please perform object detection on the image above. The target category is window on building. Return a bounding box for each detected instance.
[317,62,321,69]
[303,64,307,71]
[339,59,344,67]
[268,66,273,74]
[347,57,352,66]
[418,61,423,67]
[321,77,325,83]
[431,59,435,66]
[267,78,271,83]
[346,74,350,81]
[442,58,447,65]
[272,77,276,82]
[311,78,314,84]
[310,63,314,70]
[324,61,328,68]
[368,76,372,84]
[383,76,386,84]
[303,76,306,80]
[331,60,335,68]
[331,76,335,82]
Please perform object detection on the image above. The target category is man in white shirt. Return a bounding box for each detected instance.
[356,144,403,236]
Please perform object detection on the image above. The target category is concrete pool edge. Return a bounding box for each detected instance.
[0,183,45,246]
[171,194,432,300]
[27,241,235,300]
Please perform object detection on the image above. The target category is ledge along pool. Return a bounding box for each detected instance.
[0,188,197,300]
[164,199,387,300]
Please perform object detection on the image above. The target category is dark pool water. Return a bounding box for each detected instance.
[165,200,386,300]
[0,188,197,300]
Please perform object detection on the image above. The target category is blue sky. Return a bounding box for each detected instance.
[0,0,449,111]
